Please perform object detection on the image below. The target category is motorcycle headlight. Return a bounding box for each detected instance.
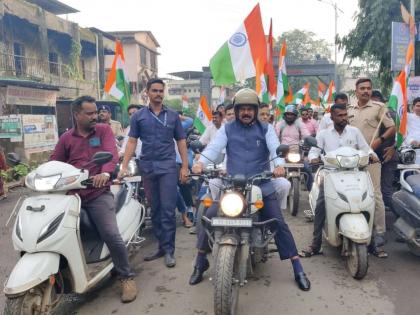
[220,193,244,217]
[336,155,359,169]
[37,212,65,244]
[55,175,80,189]
[287,153,301,163]
[34,174,61,191]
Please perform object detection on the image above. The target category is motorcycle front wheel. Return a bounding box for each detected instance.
[346,241,368,280]
[4,278,59,315]
[288,177,300,216]
[214,245,239,315]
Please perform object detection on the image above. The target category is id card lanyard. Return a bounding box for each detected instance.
[150,109,167,127]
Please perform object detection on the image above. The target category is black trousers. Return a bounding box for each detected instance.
[197,193,299,260]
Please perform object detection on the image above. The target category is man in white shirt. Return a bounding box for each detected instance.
[406,97,420,164]
[199,111,223,145]
[319,93,349,131]
[300,103,378,257]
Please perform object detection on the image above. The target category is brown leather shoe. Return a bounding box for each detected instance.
[120,278,137,303]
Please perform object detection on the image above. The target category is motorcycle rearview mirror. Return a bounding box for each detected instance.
[91,151,113,165]
[6,153,21,166]
[276,144,290,158]
[303,136,318,148]
[190,140,205,154]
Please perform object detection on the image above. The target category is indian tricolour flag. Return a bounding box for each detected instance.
[389,41,414,147]
[209,4,267,85]
[293,82,310,106]
[276,40,288,113]
[322,80,336,104]
[194,96,212,134]
[104,40,131,111]
[256,58,268,102]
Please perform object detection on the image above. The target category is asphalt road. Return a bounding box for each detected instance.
[1,187,419,315]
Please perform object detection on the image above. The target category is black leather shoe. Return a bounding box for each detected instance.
[144,250,165,262]
[164,253,176,268]
[189,259,209,285]
[295,272,311,291]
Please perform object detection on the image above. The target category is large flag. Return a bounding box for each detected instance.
[210,4,267,84]
[194,96,213,134]
[293,82,310,105]
[322,80,336,104]
[265,18,276,99]
[276,41,288,112]
[317,80,327,106]
[104,40,131,111]
[389,41,414,147]
[303,89,312,108]
[256,58,268,103]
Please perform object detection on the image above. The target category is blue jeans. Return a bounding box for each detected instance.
[303,160,313,191]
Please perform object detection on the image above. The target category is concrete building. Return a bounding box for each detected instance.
[106,31,160,104]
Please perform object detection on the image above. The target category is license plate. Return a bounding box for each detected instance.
[211,217,253,227]
[397,164,420,170]
[283,163,304,168]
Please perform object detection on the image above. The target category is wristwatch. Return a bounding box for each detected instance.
[101,172,110,178]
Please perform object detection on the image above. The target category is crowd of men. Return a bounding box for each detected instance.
[47,77,420,303]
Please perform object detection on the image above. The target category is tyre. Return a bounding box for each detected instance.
[288,177,300,216]
[346,241,368,280]
[214,245,239,315]
[4,280,58,315]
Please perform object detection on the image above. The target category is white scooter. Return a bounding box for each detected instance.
[306,137,375,280]
[3,152,145,315]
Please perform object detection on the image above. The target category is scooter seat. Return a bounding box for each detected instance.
[392,190,420,227]
[406,174,420,198]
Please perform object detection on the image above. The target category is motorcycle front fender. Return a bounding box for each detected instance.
[4,252,60,296]
[218,234,239,246]
[339,214,371,244]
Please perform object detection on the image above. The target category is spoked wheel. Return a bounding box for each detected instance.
[288,177,300,216]
[214,245,239,315]
[4,276,62,315]
[346,241,368,280]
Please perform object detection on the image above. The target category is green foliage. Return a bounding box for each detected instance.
[338,0,420,92]
[66,40,83,80]
[0,164,32,183]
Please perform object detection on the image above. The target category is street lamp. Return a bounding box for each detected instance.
[317,0,344,86]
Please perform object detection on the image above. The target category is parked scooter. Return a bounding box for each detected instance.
[3,152,145,315]
[392,146,420,256]
[305,137,375,279]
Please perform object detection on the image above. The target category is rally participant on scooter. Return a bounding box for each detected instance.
[275,105,314,191]
[299,103,378,257]
[50,95,137,303]
[259,103,291,212]
[189,88,311,291]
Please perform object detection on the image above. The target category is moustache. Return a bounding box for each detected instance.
[242,115,252,119]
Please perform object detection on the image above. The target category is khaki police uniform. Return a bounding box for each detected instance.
[348,100,395,235]
[110,119,124,138]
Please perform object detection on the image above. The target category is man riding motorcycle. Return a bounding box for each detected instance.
[275,105,314,191]
[299,103,378,257]
[189,88,311,291]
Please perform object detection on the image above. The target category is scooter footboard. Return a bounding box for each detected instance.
[339,214,371,244]
[4,252,60,295]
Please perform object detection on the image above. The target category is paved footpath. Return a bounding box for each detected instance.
[1,187,419,315]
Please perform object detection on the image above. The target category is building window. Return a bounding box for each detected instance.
[81,60,86,80]
[151,53,156,70]
[13,42,25,76]
[140,46,147,66]
[49,52,59,75]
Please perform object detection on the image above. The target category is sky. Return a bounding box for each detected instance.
[59,0,359,77]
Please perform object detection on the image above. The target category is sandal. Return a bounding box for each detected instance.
[298,246,323,258]
[371,247,388,259]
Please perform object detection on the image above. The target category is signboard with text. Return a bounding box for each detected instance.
[408,76,420,103]
[391,21,420,72]
[6,86,57,107]
[0,116,22,139]
[22,115,58,152]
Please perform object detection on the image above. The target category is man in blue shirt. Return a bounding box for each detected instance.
[120,78,188,268]
[189,88,311,291]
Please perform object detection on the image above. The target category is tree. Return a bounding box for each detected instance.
[275,30,332,99]
[338,0,420,93]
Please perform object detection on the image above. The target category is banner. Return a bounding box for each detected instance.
[6,86,57,106]
[22,115,58,152]
[0,116,22,139]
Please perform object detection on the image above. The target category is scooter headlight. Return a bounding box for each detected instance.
[37,212,65,244]
[34,174,61,191]
[287,153,301,163]
[55,175,80,189]
[336,155,359,169]
[220,193,244,217]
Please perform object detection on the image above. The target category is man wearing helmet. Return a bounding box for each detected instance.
[188,88,311,291]
[276,104,314,191]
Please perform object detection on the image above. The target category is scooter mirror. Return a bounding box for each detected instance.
[304,136,317,148]
[91,152,113,165]
[190,140,205,154]
[6,153,21,166]
[276,144,289,157]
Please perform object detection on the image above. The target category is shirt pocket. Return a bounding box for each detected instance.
[366,118,378,129]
